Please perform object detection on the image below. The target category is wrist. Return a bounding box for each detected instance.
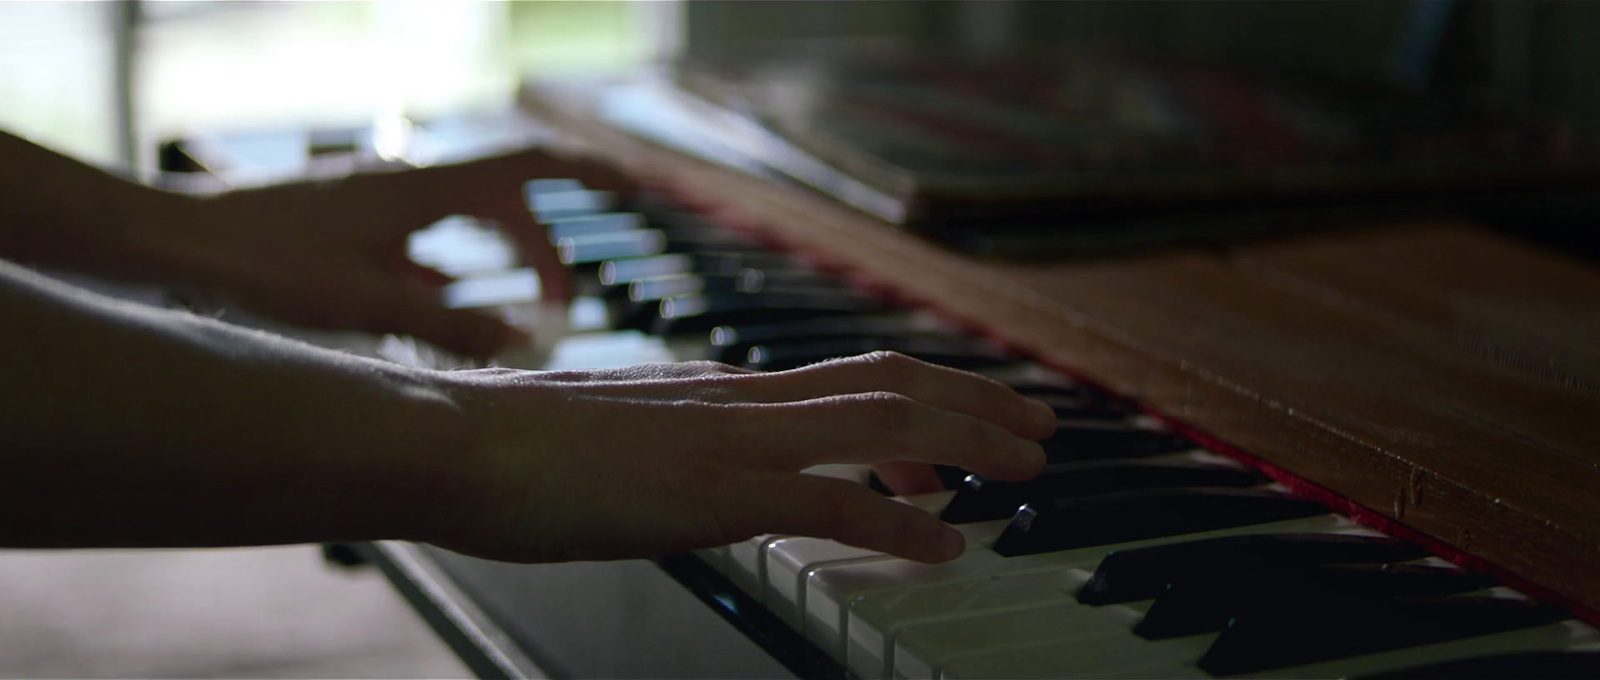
[348,362,485,546]
[44,182,223,291]
[116,191,233,290]
[400,368,575,560]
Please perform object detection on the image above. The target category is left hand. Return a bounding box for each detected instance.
[155,147,635,358]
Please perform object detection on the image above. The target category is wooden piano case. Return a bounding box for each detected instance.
[523,83,1600,621]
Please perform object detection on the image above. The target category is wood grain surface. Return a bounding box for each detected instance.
[523,84,1600,614]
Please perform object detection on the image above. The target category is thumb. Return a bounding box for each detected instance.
[379,286,532,360]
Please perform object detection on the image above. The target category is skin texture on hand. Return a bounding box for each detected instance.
[2,130,1056,565]
[1,260,1052,563]
[0,130,632,359]
[424,352,1057,565]
[157,148,637,359]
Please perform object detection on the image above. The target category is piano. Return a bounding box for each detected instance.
[162,93,1600,678]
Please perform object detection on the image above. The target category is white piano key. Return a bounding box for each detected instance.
[940,601,1235,679]
[408,216,519,276]
[886,522,1385,679]
[1239,617,1600,680]
[539,329,677,371]
[700,465,879,596]
[959,593,1600,680]
[845,567,1093,678]
[764,538,887,628]
[762,492,957,628]
[727,534,782,598]
[817,514,1364,672]
[802,463,876,485]
[895,600,1147,679]
[804,518,1019,657]
[408,201,1593,680]
[934,629,1213,679]
[694,546,730,575]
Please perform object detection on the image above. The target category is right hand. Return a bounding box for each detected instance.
[421,351,1057,564]
[151,147,636,359]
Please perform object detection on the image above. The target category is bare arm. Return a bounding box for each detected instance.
[0,130,194,285]
[0,260,1054,562]
[0,127,634,358]
[0,258,468,548]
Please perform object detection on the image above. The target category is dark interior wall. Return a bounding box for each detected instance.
[1526,2,1600,118]
[681,1,1413,86]
[682,1,949,61]
[679,0,1600,119]
[996,2,1414,87]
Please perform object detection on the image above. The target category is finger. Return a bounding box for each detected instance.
[446,146,637,197]
[395,259,456,288]
[871,461,947,495]
[740,392,1046,481]
[748,351,1058,439]
[376,285,531,359]
[486,207,574,303]
[717,472,965,564]
[501,147,638,195]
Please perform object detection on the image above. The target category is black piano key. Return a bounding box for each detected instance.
[933,464,971,490]
[1077,533,1426,605]
[632,273,849,305]
[931,423,1195,492]
[742,337,1021,372]
[709,314,955,349]
[1197,594,1569,676]
[1006,383,1138,417]
[655,225,772,254]
[990,488,1327,557]
[1010,383,1095,401]
[1353,651,1600,679]
[1134,563,1496,640]
[1031,395,1138,421]
[644,209,768,248]
[939,460,1264,524]
[650,292,888,337]
[1040,423,1194,462]
[598,251,806,286]
[614,279,856,332]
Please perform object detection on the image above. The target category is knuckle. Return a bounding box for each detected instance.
[475,366,526,380]
[856,391,917,435]
[673,361,755,402]
[858,350,921,387]
[688,359,748,376]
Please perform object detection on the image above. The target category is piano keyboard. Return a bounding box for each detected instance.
[404,181,1600,679]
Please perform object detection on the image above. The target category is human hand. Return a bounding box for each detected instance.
[162,147,634,358]
[421,352,1057,564]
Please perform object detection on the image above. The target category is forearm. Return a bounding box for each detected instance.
[0,129,203,285]
[0,259,471,548]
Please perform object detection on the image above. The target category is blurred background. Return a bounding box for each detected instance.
[7,0,1600,173]
[0,0,666,172]
[2,0,1599,676]
[3,3,663,676]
